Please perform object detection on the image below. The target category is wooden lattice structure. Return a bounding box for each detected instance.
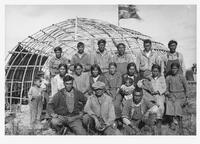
[5,17,168,107]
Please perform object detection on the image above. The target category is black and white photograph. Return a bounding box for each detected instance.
[3,1,198,140]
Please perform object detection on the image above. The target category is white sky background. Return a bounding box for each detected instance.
[5,5,196,69]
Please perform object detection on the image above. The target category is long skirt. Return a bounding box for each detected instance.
[165,92,185,117]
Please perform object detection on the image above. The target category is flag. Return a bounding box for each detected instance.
[118,5,141,20]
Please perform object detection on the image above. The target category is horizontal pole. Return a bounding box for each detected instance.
[5,96,29,100]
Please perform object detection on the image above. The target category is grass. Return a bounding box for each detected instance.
[5,83,196,135]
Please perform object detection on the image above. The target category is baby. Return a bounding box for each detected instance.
[120,77,135,101]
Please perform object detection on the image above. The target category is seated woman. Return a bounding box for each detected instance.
[73,63,90,97]
[122,62,140,86]
[51,63,68,98]
[88,64,110,95]
[104,62,122,121]
[113,62,140,122]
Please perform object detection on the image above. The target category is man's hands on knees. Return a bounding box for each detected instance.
[51,113,58,118]
[123,117,131,125]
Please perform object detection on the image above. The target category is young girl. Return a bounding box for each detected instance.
[28,76,43,127]
[151,64,166,134]
[165,62,188,135]
[73,63,90,95]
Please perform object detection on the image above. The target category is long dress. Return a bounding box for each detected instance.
[104,72,122,99]
[165,74,188,117]
[151,76,166,119]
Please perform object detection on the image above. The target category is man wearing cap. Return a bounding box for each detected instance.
[136,39,164,77]
[122,87,159,135]
[71,42,91,72]
[112,43,135,75]
[49,46,70,78]
[83,81,121,135]
[47,75,87,135]
[163,40,186,77]
[90,39,112,73]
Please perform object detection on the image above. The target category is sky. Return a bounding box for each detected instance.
[5,5,196,69]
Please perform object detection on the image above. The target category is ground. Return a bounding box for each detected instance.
[5,84,196,135]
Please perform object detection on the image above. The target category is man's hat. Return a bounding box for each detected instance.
[92,81,106,90]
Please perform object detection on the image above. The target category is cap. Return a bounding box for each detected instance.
[92,81,106,90]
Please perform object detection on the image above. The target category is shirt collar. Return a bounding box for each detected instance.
[96,49,108,56]
[132,98,144,107]
[54,55,62,60]
[152,74,161,80]
[63,88,74,95]
[141,50,154,57]
[75,52,86,58]
[94,93,106,104]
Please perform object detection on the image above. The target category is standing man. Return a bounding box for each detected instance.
[91,39,112,73]
[185,63,197,81]
[136,39,164,77]
[122,87,159,135]
[112,43,134,75]
[47,75,87,135]
[164,40,186,76]
[71,42,91,72]
[83,81,121,135]
[49,46,69,78]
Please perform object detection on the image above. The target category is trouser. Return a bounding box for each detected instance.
[50,117,86,135]
[82,114,121,135]
[42,91,49,110]
[113,93,123,119]
[123,113,157,135]
[29,96,43,126]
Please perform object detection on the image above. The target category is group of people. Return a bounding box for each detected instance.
[28,38,189,135]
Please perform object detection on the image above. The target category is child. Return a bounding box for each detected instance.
[165,62,188,135]
[37,71,50,110]
[151,64,166,134]
[28,76,43,127]
[120,77,135,102]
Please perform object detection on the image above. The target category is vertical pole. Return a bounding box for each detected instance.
[117,5,120,27]
[75,17,78,41]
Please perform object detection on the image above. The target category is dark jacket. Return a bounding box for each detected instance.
[185,69,195,81]
[47,88,87,117]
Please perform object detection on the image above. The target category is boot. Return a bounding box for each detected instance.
[177,116,183,135]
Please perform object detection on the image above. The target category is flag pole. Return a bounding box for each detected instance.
[75,16,78,41]
[117,5,120,27]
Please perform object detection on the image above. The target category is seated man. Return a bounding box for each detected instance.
[47,75,87,135]
[83,81,121,135]
[122,87,159,135]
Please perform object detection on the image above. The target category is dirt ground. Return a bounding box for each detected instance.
[5,84,196,135]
